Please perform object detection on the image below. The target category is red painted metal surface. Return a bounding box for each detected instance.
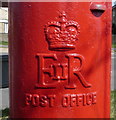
[9,2,112,118]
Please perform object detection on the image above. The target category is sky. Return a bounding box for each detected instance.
[112,0,116,5]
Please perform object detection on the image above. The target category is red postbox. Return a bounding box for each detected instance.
[9,1,112,118]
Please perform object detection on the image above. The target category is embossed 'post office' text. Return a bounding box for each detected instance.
[25,92,97,107]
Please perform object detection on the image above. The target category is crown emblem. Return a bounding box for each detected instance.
[44,11,80,51]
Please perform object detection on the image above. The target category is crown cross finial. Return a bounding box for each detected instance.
[59,11,67,23]
[44,11,80,51]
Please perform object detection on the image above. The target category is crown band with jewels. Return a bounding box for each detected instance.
[44,11,80,51]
